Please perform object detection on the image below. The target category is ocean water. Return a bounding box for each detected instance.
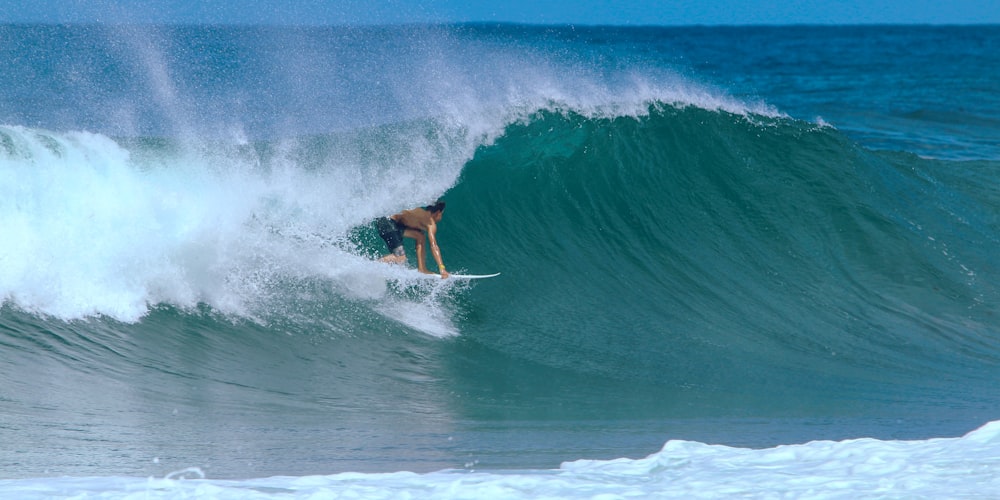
[1,23,999,498]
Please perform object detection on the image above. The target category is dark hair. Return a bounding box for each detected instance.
[425,200,446,213]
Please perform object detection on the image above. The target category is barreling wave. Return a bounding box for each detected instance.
[2,99,999,405]
[443,103,1000,396]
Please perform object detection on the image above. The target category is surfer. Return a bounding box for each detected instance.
[376,200,450,279]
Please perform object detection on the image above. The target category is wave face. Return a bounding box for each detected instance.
[448,105,1000,398]
[1,24,999,485]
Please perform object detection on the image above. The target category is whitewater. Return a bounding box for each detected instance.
[1,23,999,498]
[5,420,1000,498]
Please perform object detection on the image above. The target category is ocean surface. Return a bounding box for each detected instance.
[1,23,999,498]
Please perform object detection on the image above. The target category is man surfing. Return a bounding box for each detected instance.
[376,200,450,279]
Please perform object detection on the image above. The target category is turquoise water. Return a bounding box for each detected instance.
[1,23,999,496]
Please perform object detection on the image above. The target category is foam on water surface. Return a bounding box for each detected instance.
[3,420,999,499]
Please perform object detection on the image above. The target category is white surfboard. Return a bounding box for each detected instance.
[377,262,499,281]
[421,272,500,280]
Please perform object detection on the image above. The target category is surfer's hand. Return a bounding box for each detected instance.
[440,269,450,279]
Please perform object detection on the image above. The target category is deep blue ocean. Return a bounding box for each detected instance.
[1,23,999,497]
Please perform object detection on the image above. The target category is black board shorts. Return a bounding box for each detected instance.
[376,217,406,251]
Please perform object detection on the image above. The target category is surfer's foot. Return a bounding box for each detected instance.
[380,254,407,265]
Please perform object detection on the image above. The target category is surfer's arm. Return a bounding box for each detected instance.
[426,221,449,279]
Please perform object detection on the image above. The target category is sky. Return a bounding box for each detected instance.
[4,0,1000,26]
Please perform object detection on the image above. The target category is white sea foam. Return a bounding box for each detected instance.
[0,124,467,322]
[2,420,998,499]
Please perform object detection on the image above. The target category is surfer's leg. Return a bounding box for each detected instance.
[379,247,406,264]
[376,218,407,264]
[404,229,430,273]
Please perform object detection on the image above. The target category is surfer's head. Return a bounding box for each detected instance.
[425,200,446,214]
